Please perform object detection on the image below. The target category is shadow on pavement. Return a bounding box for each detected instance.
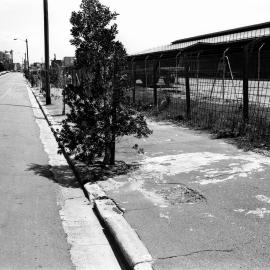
[50,113,65,117]
[72,160,139,184]
[26,163,80,188]
[0,103,38,109]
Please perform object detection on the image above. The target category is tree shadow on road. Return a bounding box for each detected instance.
[26,163,80,188]
[72,160,139,184]
[0,103,38,109]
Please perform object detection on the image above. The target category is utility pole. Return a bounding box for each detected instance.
[13,38,29,73]
[24,53,27,71]
[25,39,29,73]
[43,0,51,104]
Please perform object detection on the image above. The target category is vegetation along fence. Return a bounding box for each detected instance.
[31,22,270,144]
[125,21,270,142]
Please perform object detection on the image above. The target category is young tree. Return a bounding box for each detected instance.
[58,0,152,165]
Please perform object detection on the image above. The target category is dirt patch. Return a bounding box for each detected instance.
[157,184,206,204]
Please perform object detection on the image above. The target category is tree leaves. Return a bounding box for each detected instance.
[58,0,152,165]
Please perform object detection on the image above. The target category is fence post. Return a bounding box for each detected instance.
[62,71,66,115]
[185,61,191,119]
[132,59,136,103]
[153,61,159,108]
[243,45,249,122]
[109,58,118,165]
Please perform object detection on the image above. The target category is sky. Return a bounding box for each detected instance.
[1,0,270,63]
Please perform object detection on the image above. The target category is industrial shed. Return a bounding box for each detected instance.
[125,22,270,140]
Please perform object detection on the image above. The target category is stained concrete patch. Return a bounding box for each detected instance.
[246,208,270,218]
[157,184,206,205]
[137,150,270,186]
[256,195,270,204]
[233,195,270,218]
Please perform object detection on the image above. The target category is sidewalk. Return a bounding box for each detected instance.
[0,73,73,269]
[32,85,270,269]
[107,122,270,269]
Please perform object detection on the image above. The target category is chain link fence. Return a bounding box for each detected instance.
[125,23,270,143]
[26,22,270,144]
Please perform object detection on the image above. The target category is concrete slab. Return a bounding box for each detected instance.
[99,120,270,269]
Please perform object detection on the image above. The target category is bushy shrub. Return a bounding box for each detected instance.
[58,84,152,164]
[58,0,152,164]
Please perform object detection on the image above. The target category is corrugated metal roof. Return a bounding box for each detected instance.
[129,21,270,57]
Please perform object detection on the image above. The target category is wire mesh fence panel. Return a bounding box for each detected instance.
[178,50,243,130]
[26,20,270,144]
[126,34,270,142]
[156,58,184,118]
[246,46,270,140]
[132,63,155,106]
[134,86,154,106]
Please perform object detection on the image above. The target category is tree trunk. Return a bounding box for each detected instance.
[103,143,112,165]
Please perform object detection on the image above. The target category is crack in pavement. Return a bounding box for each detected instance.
[124,206,159,213]
[156,238,256,261]
[65,196,84,200]
[157,248,234,260]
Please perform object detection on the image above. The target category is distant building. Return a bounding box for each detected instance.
[51,59,63,68]
[49,54,62,69]
[13,63,22,71]
[30,62,42,72]
[63,56,75,67]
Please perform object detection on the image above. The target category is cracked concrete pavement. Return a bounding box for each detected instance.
[98,121,270,269]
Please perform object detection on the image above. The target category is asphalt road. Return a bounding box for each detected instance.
[0,73,74,269]
[100,119,270,269]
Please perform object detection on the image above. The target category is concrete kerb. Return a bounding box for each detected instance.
[94,199,153,269]
[30,87,154,270]
[28,87,89,200]
[0,71,9,77]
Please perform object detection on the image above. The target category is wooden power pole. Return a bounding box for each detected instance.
[43,0,51,104]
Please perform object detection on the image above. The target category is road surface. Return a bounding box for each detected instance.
[0,73,75,269]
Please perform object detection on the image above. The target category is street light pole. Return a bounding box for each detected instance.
[25,39,29,73]
[43,0,51,105]
[25,53,27,71]
[13,38,29,73]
